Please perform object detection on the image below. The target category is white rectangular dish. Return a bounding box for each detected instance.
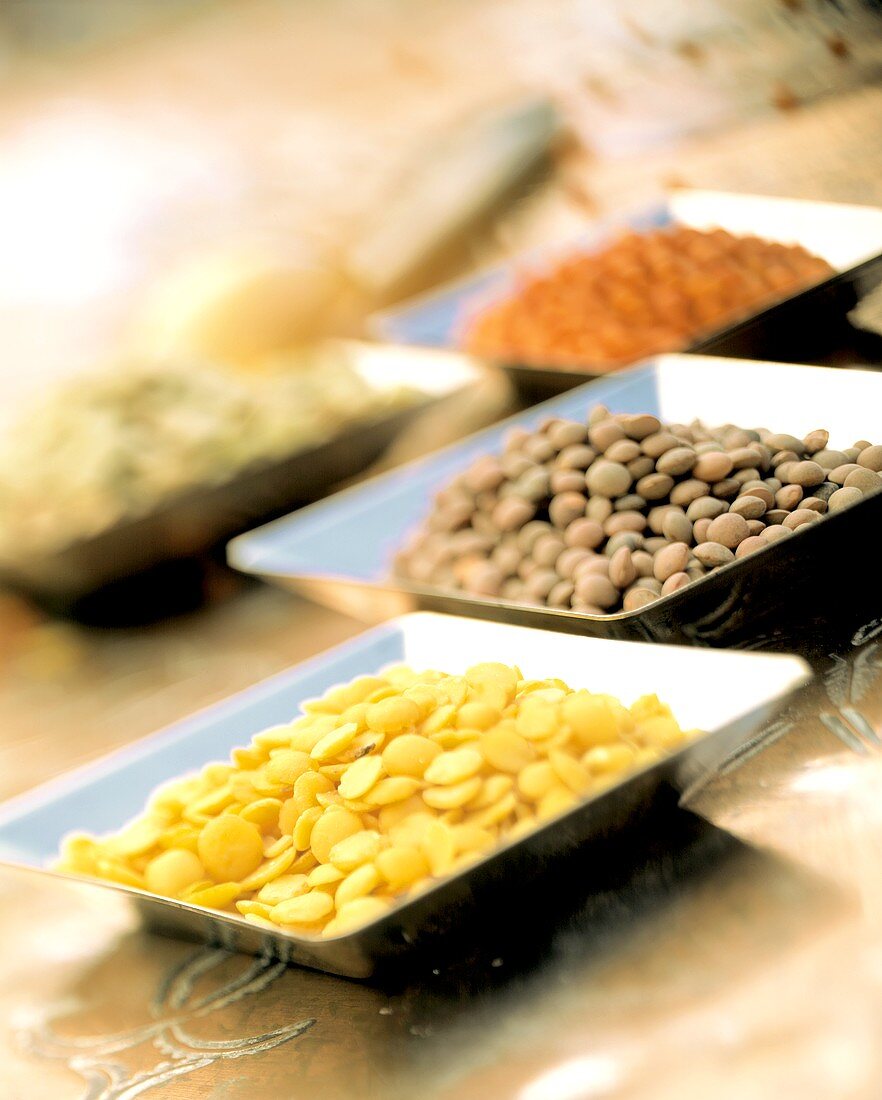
[0,613,810,977]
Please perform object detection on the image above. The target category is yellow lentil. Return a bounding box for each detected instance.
[639,716,686,749]
[388,811,436,847]
[517,760,557,800]
[145,849,205,897]
[479,727,535,773]
[243,914,278,931]
[307,864,346,886]
[402,684,442,717]
[341,677,388,706]
[277,798,299,836]
[318,763,350,783]
[271,891,334,925]
[236,900,273,919]
[309,809,363,863]
[421,820,455,877]
[291,771,334,816]
[548,749,592,795]
[381,735,441,778]
[450,824,495,853]
[582,744,637,773]
[468,773,513,809]
[430,728,482,750]
[338,755,385,800]
[365,777,422,806]
[184,785,235,821]
[239,798,283,832]
[421,703,457,734]
[456,702,501,730]
[537,786,577,821]
[376,795,425,832]
[438,677,469,707]
[516,697,560,740]
[365,696,421,734]
[237,847,298,893]
[107,820,163,859]
[252,724,297,750]
[340,703,369,732]
[335,863,381,908]
[322,896,391,937]
[186,882,242,910]
[329,830,384,872]
[422,777,483,810]
[375,846,428,889]
[424,748,483,786]
[467,792,518,830]
[264,750,313,787]
[257,874,309,905]
[292,806,323,851]
[346,730,385,757]
[264,834,292,858]
[311,722,359,762]
[197,816,264,882]
[465,662,519,698]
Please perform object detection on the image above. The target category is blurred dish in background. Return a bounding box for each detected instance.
[0,342,484,617]
[372,191,882,400]
[462,226,832,371]
[0,346,412,559]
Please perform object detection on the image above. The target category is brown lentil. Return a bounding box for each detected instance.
[653,542,690,582]
[844,468,882,494]
[661,572,691,596]
[828,486,863,511]
[729,495,766,520]
[858,445,882,472]
[783,508,822,531]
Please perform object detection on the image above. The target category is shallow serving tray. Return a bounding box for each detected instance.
[0,613,810,978]
[228,354,882,653]
[370,190,882,401]
[0,341,482,616]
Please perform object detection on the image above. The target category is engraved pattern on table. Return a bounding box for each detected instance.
[820,621,882,755]
[17,940,314,1100]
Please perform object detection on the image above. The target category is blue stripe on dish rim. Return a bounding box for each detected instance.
[372,201,671,349]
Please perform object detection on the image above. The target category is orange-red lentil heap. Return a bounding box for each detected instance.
[55,663,694,938]
[463,226,833,370]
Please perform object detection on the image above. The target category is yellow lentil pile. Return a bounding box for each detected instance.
[57,663,694,938]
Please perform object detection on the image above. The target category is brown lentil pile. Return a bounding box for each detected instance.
[463,227,833,370]
[394,410,882,614]
[56,663,692,937]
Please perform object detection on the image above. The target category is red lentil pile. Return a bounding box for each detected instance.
[463,226,833,370]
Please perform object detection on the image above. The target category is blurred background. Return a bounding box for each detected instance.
[1,3,882,1097]
[1,0,881,791]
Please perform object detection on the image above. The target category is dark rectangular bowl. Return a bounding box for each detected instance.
[371,190,882,403]
[0,613,809,977]
[0,343,482,619]
[229,354,882,656]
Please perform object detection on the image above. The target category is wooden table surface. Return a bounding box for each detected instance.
[3,2,882,1097]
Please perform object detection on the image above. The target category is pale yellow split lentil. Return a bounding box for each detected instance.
[56,662,697,938]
